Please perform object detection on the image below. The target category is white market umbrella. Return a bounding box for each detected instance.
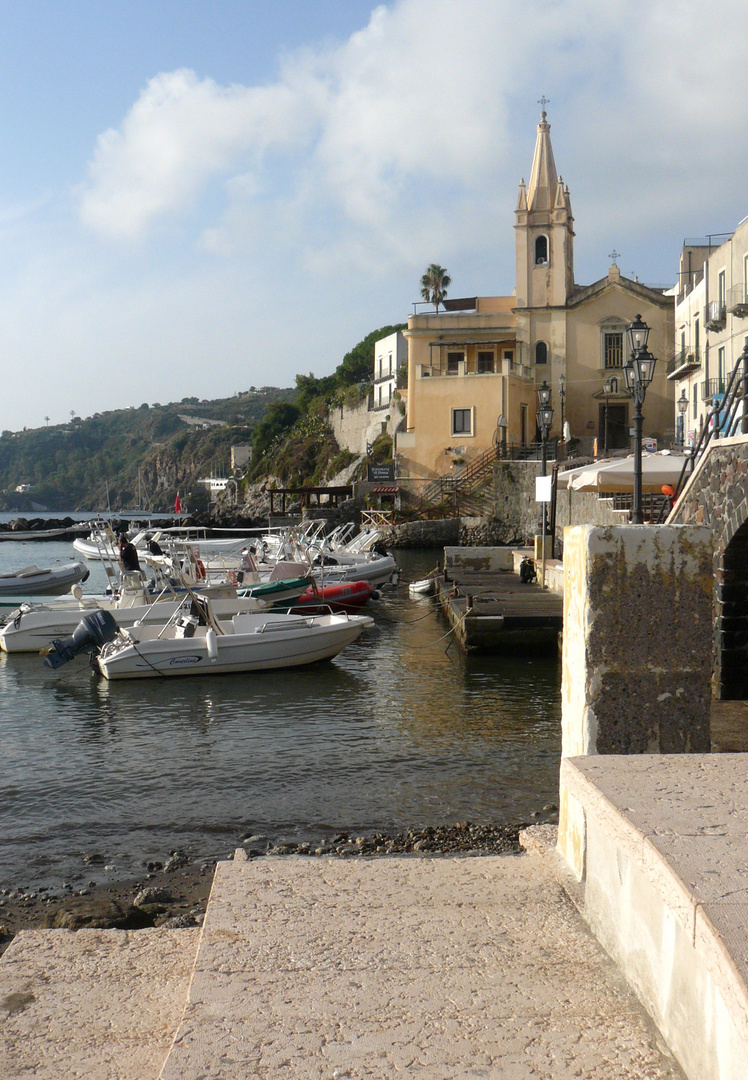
[568,451,690,494]
[556,459,605,489]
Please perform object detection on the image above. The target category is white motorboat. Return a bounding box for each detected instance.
[311,549,398,587]
[0,561,90,600]
[42,601,373,680]
[0,571,265,654]
[303,523,399,587]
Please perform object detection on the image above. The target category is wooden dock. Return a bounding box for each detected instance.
[436,564,563,653]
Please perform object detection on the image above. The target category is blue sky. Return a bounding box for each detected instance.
[2,0,748,432]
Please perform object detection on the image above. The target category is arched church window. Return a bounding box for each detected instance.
[534,236,548,265]
[535,341,548,365]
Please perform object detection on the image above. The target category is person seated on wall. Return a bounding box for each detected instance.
[519,556,537,584]
[118,533,141,572]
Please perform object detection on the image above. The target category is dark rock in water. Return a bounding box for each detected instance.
[241,833,271,848]
[42,898,153,931]
[164,850,189,872]
[134,886,173,908]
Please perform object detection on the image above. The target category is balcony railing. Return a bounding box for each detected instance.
[705,300,727,331]
[702,378,726,400]
[727,283,748,317]
[668,348,701,374]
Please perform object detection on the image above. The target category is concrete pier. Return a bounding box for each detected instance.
[436,546,563,651]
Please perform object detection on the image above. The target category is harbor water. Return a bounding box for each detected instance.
[0,533,562,893]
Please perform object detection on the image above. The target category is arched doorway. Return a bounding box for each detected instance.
[716,519,748,699]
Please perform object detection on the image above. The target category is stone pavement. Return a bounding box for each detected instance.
[160,848,687,1079]
[0,926,200,1079]
[1,840,689,1080]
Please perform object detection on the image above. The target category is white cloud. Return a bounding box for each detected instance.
[6,0,748,432]
[77,0,748,279]
[78,68,316,240]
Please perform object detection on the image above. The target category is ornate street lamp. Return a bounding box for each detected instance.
[497,413,507,457]
[536,380,553,475]
[535,381,554,585]
[676,389,688,446]
[603,376,615,452]
[624,314,657,524]
[559,374,566,436]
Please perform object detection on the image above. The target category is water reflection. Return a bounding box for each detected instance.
[0,546,562,891]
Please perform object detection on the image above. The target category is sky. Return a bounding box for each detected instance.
[2,0,748,433]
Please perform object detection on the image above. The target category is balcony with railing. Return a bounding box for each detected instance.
[667,348,701,379]
[705,300,727,331]
[702,378,726,401]
[727,283,748,318]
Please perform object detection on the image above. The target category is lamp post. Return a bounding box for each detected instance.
[623,314,657,524]
[497,413,507,457]
[536,381,554,586]
[559,374,566,435]
[676,389,688,447]
[603,376,614,452]
[537,380,553,477]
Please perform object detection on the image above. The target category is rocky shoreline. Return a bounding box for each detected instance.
[0,820,550,957]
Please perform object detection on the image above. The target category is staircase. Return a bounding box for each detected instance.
[415,439,557,518]
[415,444,499,517]
[0,846,689,1079]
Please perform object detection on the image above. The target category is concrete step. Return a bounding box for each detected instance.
[159,850,685,1080]
[0,926,199,1080]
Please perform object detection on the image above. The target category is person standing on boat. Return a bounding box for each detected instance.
[237,546,257,584]
[118,534,141,572]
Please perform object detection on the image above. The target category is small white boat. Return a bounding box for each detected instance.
[0,524,90,541]
[42,601,373,680]
[0,561,89,599]
[408,577,437,598]
[311,550,398,587]
[0,572,265,654]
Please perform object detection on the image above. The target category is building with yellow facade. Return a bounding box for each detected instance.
[396,111,675,480]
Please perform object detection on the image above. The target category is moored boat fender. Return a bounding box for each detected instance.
[42,610,120,670]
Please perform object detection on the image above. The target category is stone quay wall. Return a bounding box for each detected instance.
[559,524,713,761]
[669,434,748,698]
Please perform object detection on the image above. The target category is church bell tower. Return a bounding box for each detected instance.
[515,109,575,310]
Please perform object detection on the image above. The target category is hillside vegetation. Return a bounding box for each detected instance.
[1,322,405,513]
[246,323,405,487]
[0,389,294,513]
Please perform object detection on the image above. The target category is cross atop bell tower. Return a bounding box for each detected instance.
[515,108,575,309]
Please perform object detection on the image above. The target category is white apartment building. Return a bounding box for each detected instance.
[373,331,407,410]
[669,218,748,444]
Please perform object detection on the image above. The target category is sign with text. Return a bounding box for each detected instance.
[535,475,552,503]
[367,464,395,482]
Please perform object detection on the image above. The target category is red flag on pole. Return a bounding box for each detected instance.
[174,492,181,514]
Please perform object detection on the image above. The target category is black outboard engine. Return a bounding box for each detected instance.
[43,610,120,669]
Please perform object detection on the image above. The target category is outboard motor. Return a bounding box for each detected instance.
[43,610,120,670]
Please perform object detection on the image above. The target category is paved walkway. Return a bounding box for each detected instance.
[2,842,686,1079]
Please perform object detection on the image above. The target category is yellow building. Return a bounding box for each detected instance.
[398,111,675,479]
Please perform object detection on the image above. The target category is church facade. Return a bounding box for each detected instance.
[396,112,675,480]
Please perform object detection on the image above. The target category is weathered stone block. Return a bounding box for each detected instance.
[560,525,713,759]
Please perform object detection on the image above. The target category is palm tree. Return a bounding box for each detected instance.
[420,264,452,312]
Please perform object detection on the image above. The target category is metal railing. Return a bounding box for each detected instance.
[702,378,726,400]
[659,345,748,521]
[668,348,700,373]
